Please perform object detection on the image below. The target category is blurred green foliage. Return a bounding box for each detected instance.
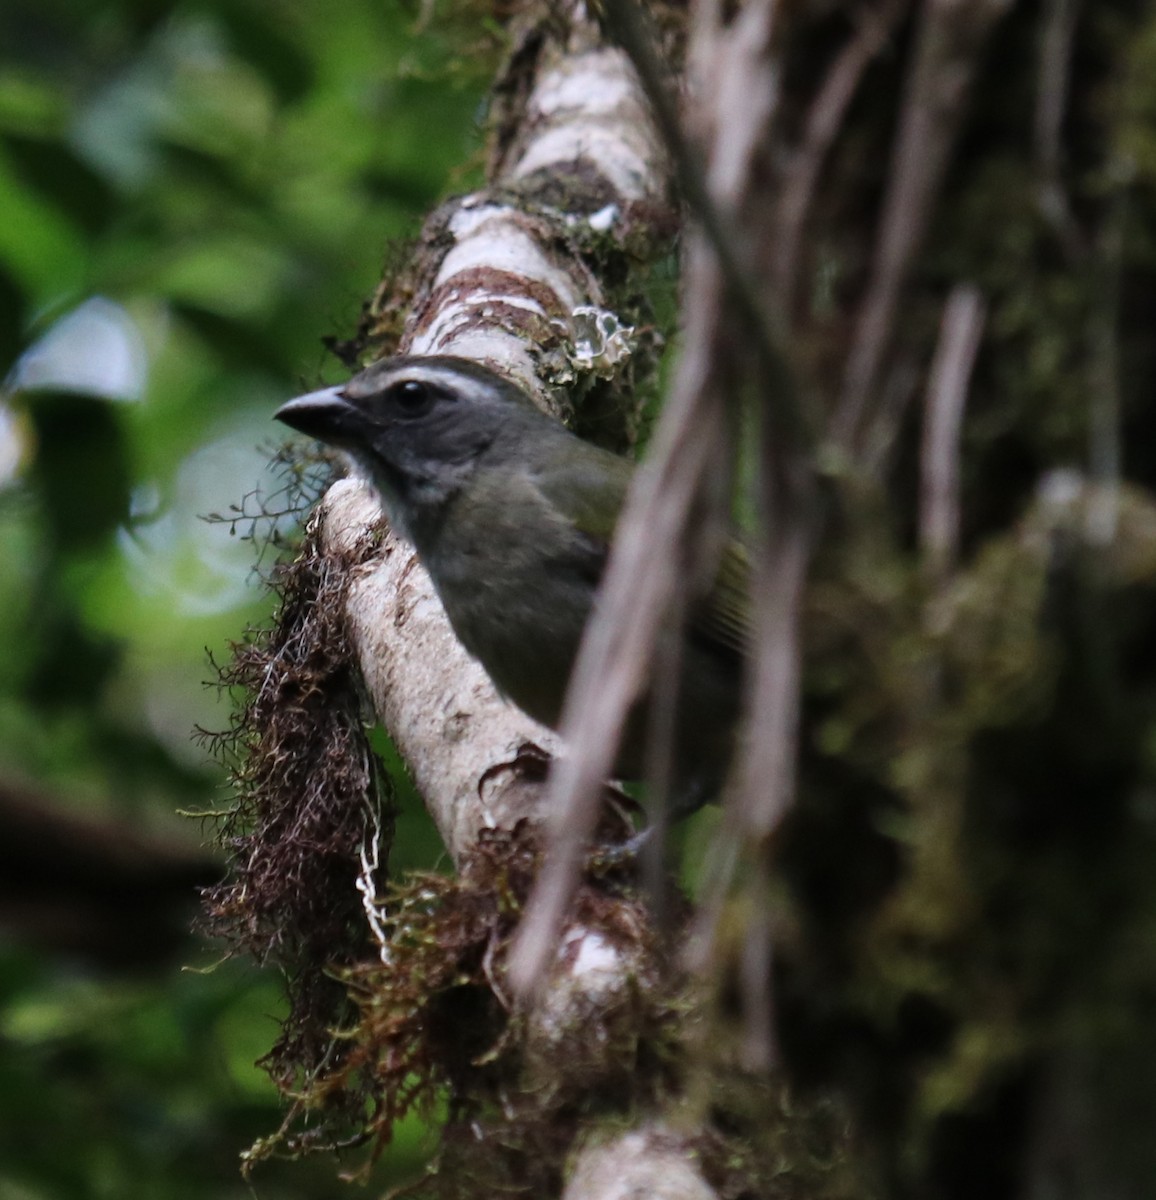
[0,0,488,1194]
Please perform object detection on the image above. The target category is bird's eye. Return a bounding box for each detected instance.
[393,379,434,416]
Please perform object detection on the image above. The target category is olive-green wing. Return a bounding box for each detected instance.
[532,439,751,661]
[528,441,633,581]
[690,538,751,661]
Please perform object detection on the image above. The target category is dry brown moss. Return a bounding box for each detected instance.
[200,494,393,1127]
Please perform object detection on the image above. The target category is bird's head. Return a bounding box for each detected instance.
[275,355,548,537]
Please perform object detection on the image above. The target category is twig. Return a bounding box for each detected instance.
[773,0,909,304]
[1034,0,1077,177]
[731,500,814,1072]
[738,515,813,838]
[508,237,728,995]
[860,354,921,477]
[1086,191,1126,544]
[833,0,1013,455]
[919,284,986,583]
[739,869,777,1071]
[602,0,815,452]
[641,583,690,910]
[681,817,742,978]
[1035,0,1085,258]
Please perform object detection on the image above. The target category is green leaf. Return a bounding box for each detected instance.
[2,133,115,237]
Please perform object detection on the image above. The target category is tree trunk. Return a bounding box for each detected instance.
[217,1,1156,1197]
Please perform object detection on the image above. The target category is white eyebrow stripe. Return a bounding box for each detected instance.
[369,362,489,394]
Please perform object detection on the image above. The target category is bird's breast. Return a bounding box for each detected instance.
[421,503,593,731]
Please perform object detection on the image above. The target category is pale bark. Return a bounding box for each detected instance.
[317,10,708,1193]
[562,1127,717,1200]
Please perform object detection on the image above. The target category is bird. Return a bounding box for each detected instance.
[275,354,748,808]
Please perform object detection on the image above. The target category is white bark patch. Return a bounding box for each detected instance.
[512,127,654,199]
[437,213,578,301]
[531,49,637,117]
[411,206,591,403]
[586,204,620,232]
[419,291,548,355]
[562,928,623,982]
[511,46,668,204]
[526,928,637,1057]
[563,1128,717,1200]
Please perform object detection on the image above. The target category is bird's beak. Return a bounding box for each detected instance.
[274,386,356,442]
